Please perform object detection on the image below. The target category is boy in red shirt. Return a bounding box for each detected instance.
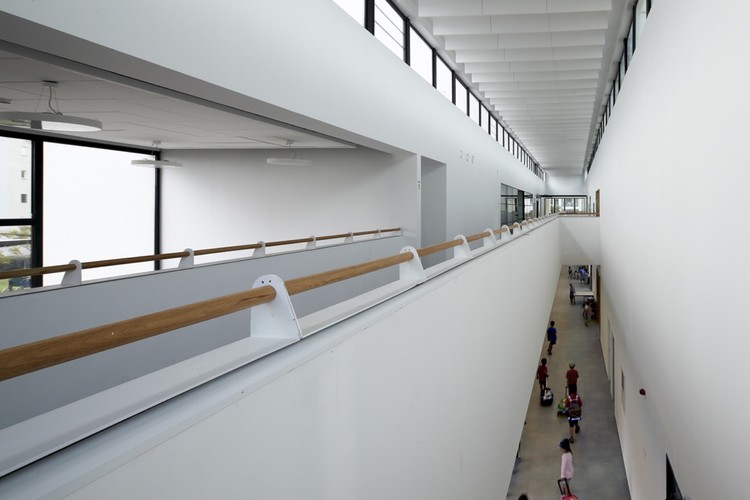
[536,358,548,394]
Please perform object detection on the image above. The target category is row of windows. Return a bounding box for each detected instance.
[333,0,545,181]
[587,0,653,172]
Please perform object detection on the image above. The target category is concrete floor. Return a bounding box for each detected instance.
[506,267,630,499]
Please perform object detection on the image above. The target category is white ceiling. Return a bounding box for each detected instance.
[395,0,630,175]
[0,48,352,152]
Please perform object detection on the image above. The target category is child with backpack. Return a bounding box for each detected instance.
[564,390,583,442]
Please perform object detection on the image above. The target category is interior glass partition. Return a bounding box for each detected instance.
[542,196,589,215]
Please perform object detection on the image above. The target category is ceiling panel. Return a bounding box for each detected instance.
[406,0,621,174]
[0,49,352,151]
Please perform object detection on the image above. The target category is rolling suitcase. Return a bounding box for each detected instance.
[540,387,554,406]
[557,478,578,500]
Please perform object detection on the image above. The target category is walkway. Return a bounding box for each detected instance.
[507,267,630,499]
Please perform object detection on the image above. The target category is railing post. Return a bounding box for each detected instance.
[250,274,302,340]
[345,232,354,243]
[60,260,82,286]
[178,249,194,269]
[499,225,512,242]
[482,229,497,247]
[398,246,426,282]
[306,237,317,250]
[375,229,382,239]
[452,235,472,259]
[253,241,266,257]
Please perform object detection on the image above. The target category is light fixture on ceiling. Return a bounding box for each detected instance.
[131,140,183,168]
[266,140,312,166]
[0,81,103,132]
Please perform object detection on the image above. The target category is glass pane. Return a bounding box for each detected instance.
[375,0,404,60]
[43,143,155,285]
[627,24,635,64]
[491,117,498,140]
[436,57,452,101]
[0,225,32,294]
[575,198,586,212]
[480,106,488,131]
[332,0,364,25]
[0,136,33,218]
[469,93,480,124]
[455,79,468,114]
[635,0,648,49]
[409,27,432,85]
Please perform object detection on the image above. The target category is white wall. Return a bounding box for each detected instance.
[558,217,601,265]
[545,174,585,195]
[586,0,750,498]
[0,219,562,499]
[161,148,418,252]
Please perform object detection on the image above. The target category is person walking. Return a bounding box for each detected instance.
[559,438,574,492]
[564,390,583,442]
[546,321,557,355]
[536,357,548,393]
[569,283,576,305]
[582,302,591,326]
[566,362,579,395]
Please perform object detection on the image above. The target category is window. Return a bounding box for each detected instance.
[1,136,33,219]
[480,105,488,131]
[626,23,635,67]
[435,56,452,101]
[0,225,32,294]
[469,93,479,124]
[491,117,498,141]
[409,27,432,85]
[455,79,468,114]
[43,143,155,285]
[374,0,404,59]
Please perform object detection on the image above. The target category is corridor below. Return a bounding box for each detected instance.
[507,267,630,499]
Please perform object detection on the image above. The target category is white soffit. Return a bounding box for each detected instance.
[403,0,621,175]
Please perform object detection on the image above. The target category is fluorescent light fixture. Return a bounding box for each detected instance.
[0,111,102,132]
[266,157,312,166]
[0,82,102,132]
[131,140,182,168]
[131,159,183,169]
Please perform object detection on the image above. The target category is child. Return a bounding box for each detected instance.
[546,321,557,355]
[536,358,548,393]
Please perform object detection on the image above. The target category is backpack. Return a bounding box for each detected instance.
[567,395,582,418]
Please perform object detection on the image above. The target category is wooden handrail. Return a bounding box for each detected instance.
[315,232,353,242]
[0,263,76,279]
[264,237,316,248]
[194,243,262,256]
[465,230,492,243]
[286,252,414,296]
[417,239,463,258]
[0,286,277,382]
[0,251,415,381]
[82,251,191,270]
[0,227,402,282]
[492,227,508,236]
[0,218,547,380]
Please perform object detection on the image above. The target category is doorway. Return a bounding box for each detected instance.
[420,156,447,268]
